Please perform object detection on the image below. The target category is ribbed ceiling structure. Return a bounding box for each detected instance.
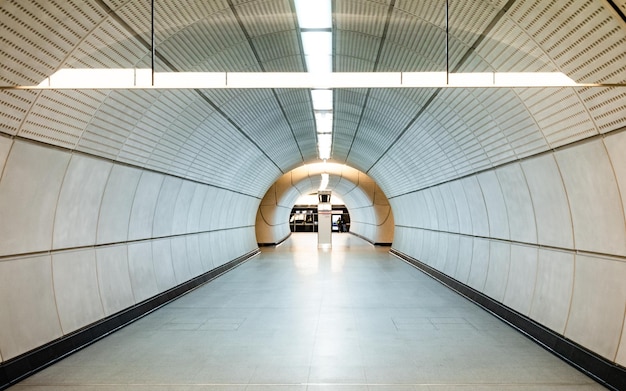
[2,0,625,199]
[2,1,626,387]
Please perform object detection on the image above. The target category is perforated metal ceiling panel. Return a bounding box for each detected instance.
[1,0,625,200]
[0,1,104,84]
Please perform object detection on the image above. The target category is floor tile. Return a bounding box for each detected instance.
[7,234,606,391]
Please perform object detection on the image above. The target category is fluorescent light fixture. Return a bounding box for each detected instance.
[311,89,333,110]
[305,56,332,75]
[16,71,592,90]
[294,0,332,29]
[448,72,494,86]
[494,72,578,87]
[315,111,333,134]
[154,72,226,88]
[301,32,332,57]
[318,133,332,160]
[402,72,448,87]
[302,32,332,74]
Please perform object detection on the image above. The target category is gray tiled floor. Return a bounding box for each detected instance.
[11,233,606,390]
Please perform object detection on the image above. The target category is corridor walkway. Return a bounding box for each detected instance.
[10,233,604,390]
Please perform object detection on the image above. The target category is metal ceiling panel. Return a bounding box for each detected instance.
[0,90,39,135]
[233,0,295,38]
[382,10,446,71]
[334,31,380,72]
[156,13,248,71]
[67,19,147,68]
[251,32,303,71]
[335,0,389,37]
[0,0,104,84]
[2,0,626,202]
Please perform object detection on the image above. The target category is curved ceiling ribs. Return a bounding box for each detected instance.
[95,0,287,175]
[1,0,625,200]
[343,0,396,162]
[225,0,305,164]
[364,0,517,176]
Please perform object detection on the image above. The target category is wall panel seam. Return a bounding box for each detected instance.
[394,225,626,262]
[0,226,256,262]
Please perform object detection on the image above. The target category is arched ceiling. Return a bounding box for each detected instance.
[1,0,625,199]
[264,162,386,209]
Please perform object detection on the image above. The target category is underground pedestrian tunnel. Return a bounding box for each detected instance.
[0,1,625,390]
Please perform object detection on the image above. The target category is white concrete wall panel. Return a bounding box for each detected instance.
[413,192,428,228]
[95,245,135,316]
[454,236,474,283]
[555,140,626,256]
[496,163,537,244]
[171,236,192,283]
[564,254,626,361]
[483,241,511,302]
[152,176,183,237]
[224,229,239,261]
[410,228,424,261]
[434,232,448,271]
[128,172,165,241]
[198,232,215,271]
[96,164,142,244]
[461,177,489,236]
[604,131,626,235]
[0,141,70,256]
[231,194,249,226]
[530,249,574,334]
[187,184,208,232]
[428,187,446,231]
[422,190,438,230]
[52,249,105,334]
[209,231,224,267]
[521,155,573,248]
[215,189,231,230]
[53,155,112,249]
[0,136,12,176]
[394,226,408,255]
[503,244,538,316]
[443,234,460,277]
[151,238,178,290]
[127,242,159,303]
[438,183,460,233]
[477,171,509,240]
[171,181,196,235]
[420,230,434,266]
[467,238,490,291]
[218,230,232,265]
[449,180,472,235]
[0,255,63,360]
[186,235,204,273]
[200,186,221,231]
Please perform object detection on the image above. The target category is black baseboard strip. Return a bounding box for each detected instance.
[349,232,392,246]
[389,248,626,391]
[257,232,291,247]
[0,249,260,391]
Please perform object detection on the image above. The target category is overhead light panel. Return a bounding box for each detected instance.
[295,0,334,161]
[311,89,333,111]
[315,112,333,134]
[301,32,332,74]
[294,0,332,28]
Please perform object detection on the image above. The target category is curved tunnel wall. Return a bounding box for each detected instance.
[390,131,626,368]
[256,164,394,245]
[0,136,259,362]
